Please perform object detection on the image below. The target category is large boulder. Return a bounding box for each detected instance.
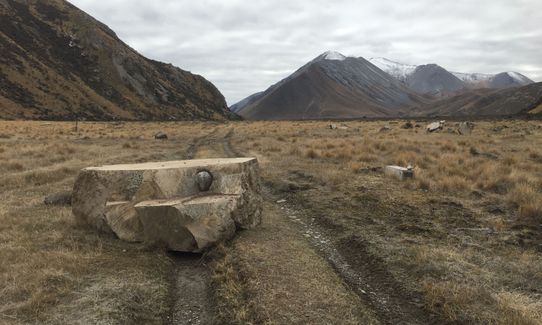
[384,165,414,180]
[426,121,443,132]
[72,158,262,252]
[135,195,238,252]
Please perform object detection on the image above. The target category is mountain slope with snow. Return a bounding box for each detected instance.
[233,51,427,120]
[369,57,417,82]
[369,57,534,92]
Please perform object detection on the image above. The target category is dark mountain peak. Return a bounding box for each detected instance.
[489,72,534,89]
[231,52,426,120]
[414,63,448,73]
[406,64,465,96]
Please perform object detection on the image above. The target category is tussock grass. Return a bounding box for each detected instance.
[0,121,214,324]
[232,119,542,324]
[2,120,542,324]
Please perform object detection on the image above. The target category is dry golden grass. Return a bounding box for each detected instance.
[0,121,215,324]
[230,119,542,324]
[1,119,541,324]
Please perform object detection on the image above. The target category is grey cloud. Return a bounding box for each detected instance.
[71,0,542,105]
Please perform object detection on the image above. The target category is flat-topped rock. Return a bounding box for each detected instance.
[85,158,256,171]
[384,165,414,180]
[72,158,262,252]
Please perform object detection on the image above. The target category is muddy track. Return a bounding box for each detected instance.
[164,127,221,325]
[222,129,443,324]
[184,127,220,159]
[283,202,443,325]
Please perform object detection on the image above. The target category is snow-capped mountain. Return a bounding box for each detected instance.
[230,51,539,120]
[232,51,426,120]
[320,50,347,61]
[451,72,493,83]
[369,57,534,92]
[369,57,416,82]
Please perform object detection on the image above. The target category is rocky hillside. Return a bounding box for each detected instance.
[235,51,427,120]
[0,0,234,120]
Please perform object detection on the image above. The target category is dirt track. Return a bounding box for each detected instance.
[167,125,445,324]
[165,128,221,325]
[222,127,443,324]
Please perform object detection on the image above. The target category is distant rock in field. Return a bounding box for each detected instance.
[402,121,414,129]
[72,158,262,252]
[384,165,414,180]
[154,131,168,140]
[379,126,392,133]
[329,124,338,130]
[426,121,443,132]
[44,191,72,206]
[492,125,508,132]
[458,122,475,135]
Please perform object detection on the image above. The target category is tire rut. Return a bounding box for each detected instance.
[165,127,221,325]
[222,129,443,325]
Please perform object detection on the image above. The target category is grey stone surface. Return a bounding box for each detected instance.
[44,191,72,206]
[195,171,213,192]
[154,131,168,139]
[72,158,262,252]
[426,121,442,132]
[135,195,238,252]
[384,165,414,180]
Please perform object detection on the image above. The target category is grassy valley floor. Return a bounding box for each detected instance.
[0,120,541,324]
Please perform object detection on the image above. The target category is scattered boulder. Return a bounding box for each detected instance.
[458,122,475,135]
[470,147,499,160]
[44,191,72,206]
[154,131,168,140]
[426,121,443,132]
[72,158,262,252]
[379,125,392,133]
[492,125,508,133]
[329,124,337,130]
[402,121,414,129]
[384,165,414,180]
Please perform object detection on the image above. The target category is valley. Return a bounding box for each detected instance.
[1,1,542,324]
[1,120,541,324]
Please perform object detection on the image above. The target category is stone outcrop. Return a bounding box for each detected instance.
[426,121,443,132]
[72,158,262,252]
[384,165,414,180]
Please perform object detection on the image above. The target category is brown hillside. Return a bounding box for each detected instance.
[0,0,234,120]
[410,82,542,117]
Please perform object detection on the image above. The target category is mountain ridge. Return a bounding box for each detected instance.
[0,0,235,120]
[236,51,428,120]
[369,57,534,90]
[233,51,539,120]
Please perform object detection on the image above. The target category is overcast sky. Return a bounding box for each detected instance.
[70,0,542,105]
